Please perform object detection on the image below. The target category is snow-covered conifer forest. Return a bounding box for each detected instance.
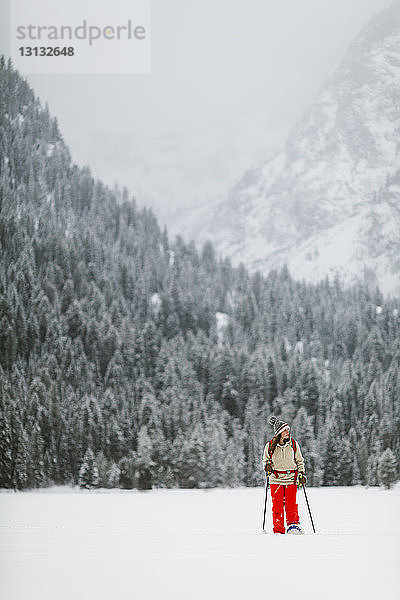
[0,56,399,493]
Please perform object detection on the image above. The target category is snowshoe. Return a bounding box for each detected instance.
[286,524,304,535]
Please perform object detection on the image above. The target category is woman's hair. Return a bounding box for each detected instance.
[269,428,289,455]
[269,435,280,455]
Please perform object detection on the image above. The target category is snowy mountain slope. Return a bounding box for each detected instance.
[191,1,400,297]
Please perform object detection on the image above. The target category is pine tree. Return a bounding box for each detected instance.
[222,439,243,488]
[13,427,29,490]
[322,420,342,486]
[339,440,353,485]
[29,424,47,487]
[135,425,154,490]
[95,451,110,487]
[366,441,381,487]
[204,421,226,487]
[265,356,278,405]
[243,396,265,486]
[302,363,320,416]
[78,448,99,489]
[358,438,369,484]
[0,398,12,487]
[179,424,207,488]
[377,448,397,489]
[106,463,121,488]
[118,452,136,489]
[379,413,393,451]
[351,455,361,485]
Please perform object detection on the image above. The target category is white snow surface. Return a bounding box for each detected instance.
[1,485,399,600]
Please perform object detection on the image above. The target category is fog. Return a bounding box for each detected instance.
[0,0,391,230]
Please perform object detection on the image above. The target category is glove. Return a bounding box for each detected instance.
[297,472,307,487]
[264,461,274,476]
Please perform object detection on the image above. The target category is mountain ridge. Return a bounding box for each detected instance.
[189,1,400,298]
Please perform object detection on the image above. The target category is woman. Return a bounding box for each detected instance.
[262,415,307,534]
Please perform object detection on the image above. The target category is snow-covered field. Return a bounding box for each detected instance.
[1,485,399,600]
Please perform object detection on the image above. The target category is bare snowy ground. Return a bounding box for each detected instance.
[0,485,399,600]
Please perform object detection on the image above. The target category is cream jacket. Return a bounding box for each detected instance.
[262,437,305,485]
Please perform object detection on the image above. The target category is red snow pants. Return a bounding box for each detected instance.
[270,483,299,534]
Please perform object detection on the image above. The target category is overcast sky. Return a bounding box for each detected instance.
[0,0,391,226]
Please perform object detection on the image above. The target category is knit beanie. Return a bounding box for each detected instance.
[269,415,290,437]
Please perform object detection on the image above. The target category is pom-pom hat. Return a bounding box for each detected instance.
[269,415,290,437]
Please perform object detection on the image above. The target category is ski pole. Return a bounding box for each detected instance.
[303,485,316,533]
[262,476,269,532]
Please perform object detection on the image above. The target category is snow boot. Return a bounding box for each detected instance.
[286,524,304,535]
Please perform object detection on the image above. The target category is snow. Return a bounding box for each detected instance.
[215,311,230,344]
[46,143,55,157]
[150,292,162,316]
[295,340,304,354]
[1,485,399,600]
[184,17,400,299]
[284,337,292,352]
[280,202,400,298]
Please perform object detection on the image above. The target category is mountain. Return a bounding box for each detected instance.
[188,1,400,298]
[1,56,400,493]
